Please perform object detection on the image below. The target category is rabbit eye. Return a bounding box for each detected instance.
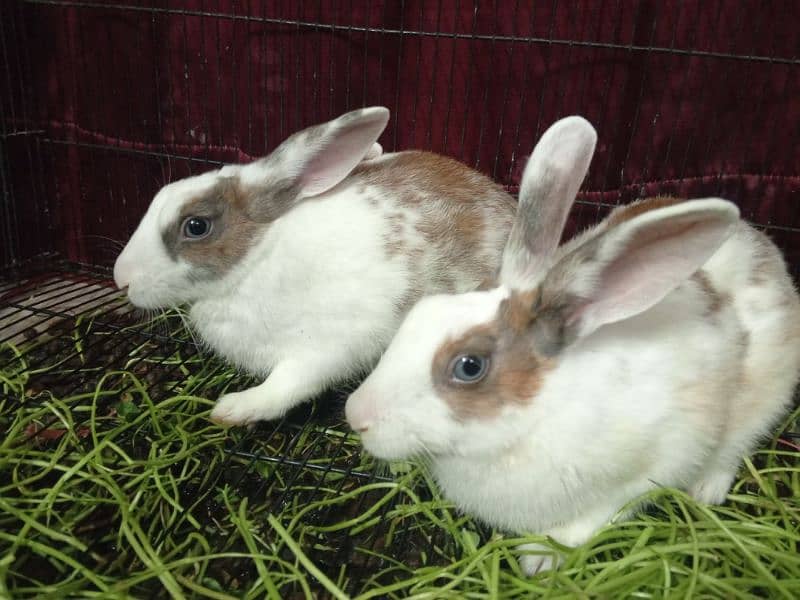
[451,355,489,383]
[182,216,212,239]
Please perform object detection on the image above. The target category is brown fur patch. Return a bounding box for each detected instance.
[691,270,727,317]
[354,151,515,281]
[606,196,685,227]
[748,229,781,286]
[161,177,271,279]
[432,289,553,420]
[383,212,407,257]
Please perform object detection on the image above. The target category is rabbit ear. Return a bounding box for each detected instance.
[532,198,740,350]
[242,107,390,198]
[500,117,597,288]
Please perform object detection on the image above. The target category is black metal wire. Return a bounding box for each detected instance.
[21,0,800,66]
[504,0,542,187]
[391,0,406,150]
[0,278,120,346]
[596,0,645,202]
[704,2,756,206]
[661,0,708,193]
[40,137,226,167]
[0,16,19,268]
[1,3,43,266]
[490,0,521,181]
[677,2,728,193]
[472,0,500,169]
[728,6,774,210]
[456,1,480,163]
[423,0,445,152]
[359,0,371,109]
[408,1,425,151]
[343,0,354,113]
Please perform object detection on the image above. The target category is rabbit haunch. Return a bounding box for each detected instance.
[113,106,516,425]
[345,115,800,575]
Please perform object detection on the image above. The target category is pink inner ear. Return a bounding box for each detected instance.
[587,241,692,326]
[299,126,382,197]
[578,216,733,333]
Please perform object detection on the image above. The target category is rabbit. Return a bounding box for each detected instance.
[345,115,800,575]
[113,107,516,425]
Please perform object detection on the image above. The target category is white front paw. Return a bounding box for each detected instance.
[518,542,563,576]
[210,388,284,425]
[689,470,735,505]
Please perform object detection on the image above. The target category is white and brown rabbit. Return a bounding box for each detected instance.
[113,107,516,425]
[345,116,800,574]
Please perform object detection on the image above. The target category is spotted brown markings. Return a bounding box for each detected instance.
[391,246,427,316]
[431,289,554,420]
[161,176,295,280]
[354,150,515,286]
[383,212,408,258]
[691,270,728,318]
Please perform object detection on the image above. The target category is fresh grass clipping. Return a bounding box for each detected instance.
[0,308,798,598]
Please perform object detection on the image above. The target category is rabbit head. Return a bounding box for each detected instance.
[113,107,390,308]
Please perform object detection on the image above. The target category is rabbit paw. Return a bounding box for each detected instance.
[517,543,562,576]
[689,469,735,505]
[210,388,285,425]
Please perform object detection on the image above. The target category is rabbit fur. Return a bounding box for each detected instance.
[345,116,800,575]
[114,107,516,425]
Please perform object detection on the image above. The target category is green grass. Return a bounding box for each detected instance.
[1,306,799,599]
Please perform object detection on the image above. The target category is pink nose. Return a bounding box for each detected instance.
[345,392,377,433]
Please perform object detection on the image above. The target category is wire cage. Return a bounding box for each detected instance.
[2,1,799,597]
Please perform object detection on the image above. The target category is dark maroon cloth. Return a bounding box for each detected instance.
[2,1,799,273]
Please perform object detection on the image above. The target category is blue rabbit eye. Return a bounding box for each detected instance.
[183,217,211,239]
[451,355,489,383]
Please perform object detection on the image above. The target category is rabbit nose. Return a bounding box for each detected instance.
[113,257,132,290]
[345,392,376,433]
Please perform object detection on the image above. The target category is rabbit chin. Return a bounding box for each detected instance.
[126,279,190,310]
[359,427,428,461]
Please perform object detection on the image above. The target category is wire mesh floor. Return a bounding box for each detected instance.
[3,257,800,597]
[0,258,470,597]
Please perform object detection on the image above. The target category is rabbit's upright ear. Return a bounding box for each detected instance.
[243,107,390,199]
[532,198,740,350]
[500,117,596,288]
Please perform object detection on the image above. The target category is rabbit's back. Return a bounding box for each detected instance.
[190,150,517,378]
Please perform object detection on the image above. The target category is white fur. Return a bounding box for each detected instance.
[345,116,800,576]
[114,107,515,425]
[114,172,221,307]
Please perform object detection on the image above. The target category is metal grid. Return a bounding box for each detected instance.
[2,1,799,269]
[0,258,469,596]
[1,0,799,595]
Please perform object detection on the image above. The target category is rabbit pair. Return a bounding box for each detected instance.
[345,116,800,574]
[114,107,516,424]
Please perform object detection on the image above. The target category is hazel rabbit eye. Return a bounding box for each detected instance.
[451,355,489,384]
[182,216,212,239]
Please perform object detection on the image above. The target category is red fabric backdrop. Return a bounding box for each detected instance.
[2,1,799,272]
